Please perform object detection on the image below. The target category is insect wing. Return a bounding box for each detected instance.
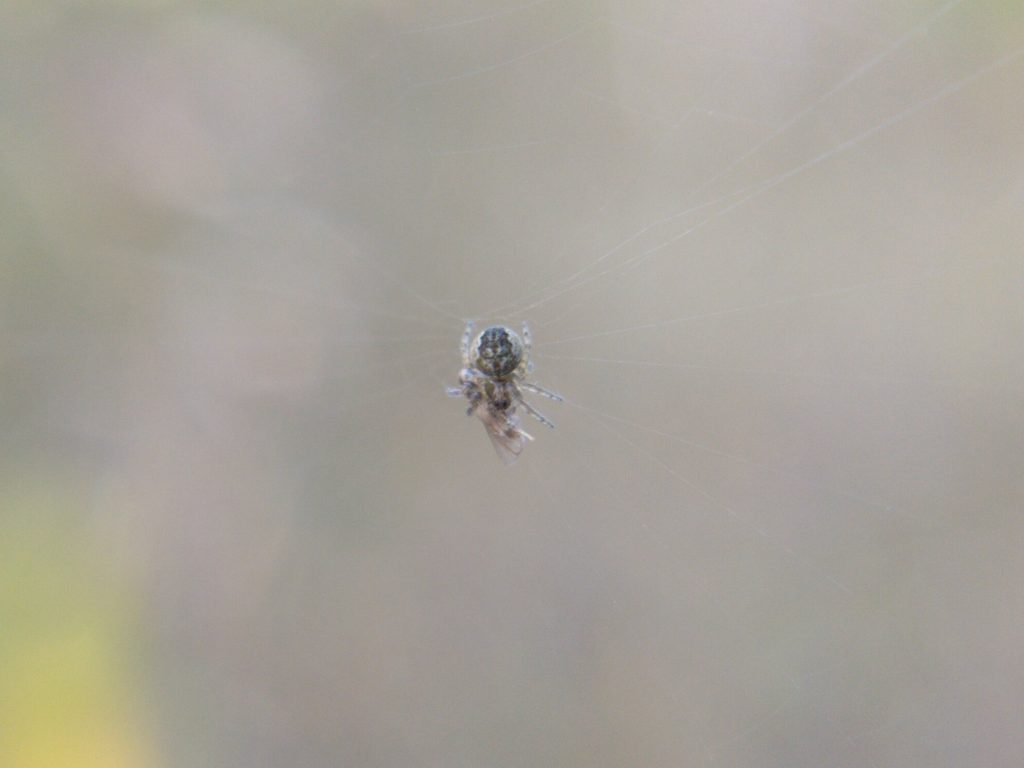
[485,422,526,465]
[476,408,532,465]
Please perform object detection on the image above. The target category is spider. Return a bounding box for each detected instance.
[447,320,562,464]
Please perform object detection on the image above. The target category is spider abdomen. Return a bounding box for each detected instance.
[472,325,524,379]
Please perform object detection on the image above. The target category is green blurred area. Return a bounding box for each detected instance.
[0,480,152,768]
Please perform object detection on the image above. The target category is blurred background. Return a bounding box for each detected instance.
[2,1,1023,766]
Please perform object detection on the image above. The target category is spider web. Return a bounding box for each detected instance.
[4,0,1023,766]
[359,2,1023,765]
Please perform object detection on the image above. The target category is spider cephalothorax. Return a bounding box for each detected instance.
[447,321,562,464]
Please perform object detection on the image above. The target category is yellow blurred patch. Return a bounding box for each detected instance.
[0,483,155,768]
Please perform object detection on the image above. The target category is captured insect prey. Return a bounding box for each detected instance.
[447,321,563,464]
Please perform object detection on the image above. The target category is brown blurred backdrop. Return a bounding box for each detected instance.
[2,1,1023,766]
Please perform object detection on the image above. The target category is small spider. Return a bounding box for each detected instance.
[447,320,562,464]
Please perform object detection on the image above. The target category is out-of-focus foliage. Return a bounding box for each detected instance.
[0,482,151,768]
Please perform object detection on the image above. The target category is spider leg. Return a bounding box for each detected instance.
[501,408,534,441]
[461,320,474,368]
[463,379,484,416]
[522,321,535,373]
[517,396,556,429]
[521,381,563,402]
[446,381,475,414]
[447,365,474,398]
